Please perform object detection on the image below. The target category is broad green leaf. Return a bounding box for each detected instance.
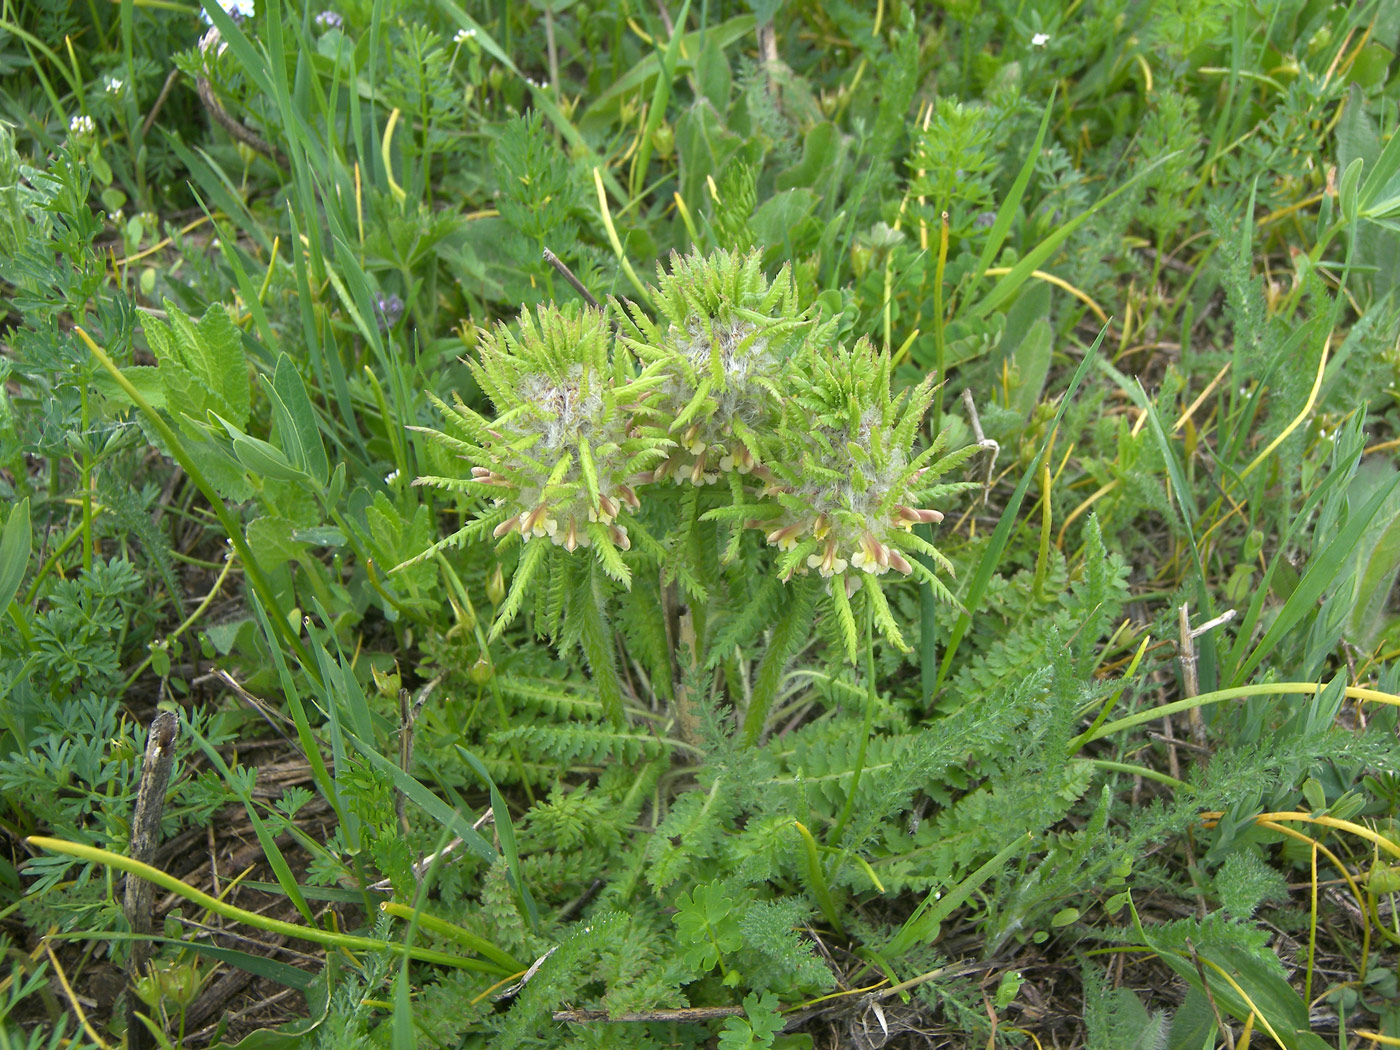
[776,123,841,192]
[752,189,818,250]
[1348,42,1395,91]
[1235,471,1400,684]
[268,353,329,486]
[1345,462,1400,648]
[146,301,250,430]
[182,430,257,503]
[675,100,745,217]
[1336,85,1380,180]
[1165,987,1218,1050]
[1359,89,1400,212]
[247,517,310,573]
[695,34,732,112]
[582,14,757,126]
[91,365,166,411]
[1134,909,1330,1050]
[1005,313,1053,423]
[0,498,30,613]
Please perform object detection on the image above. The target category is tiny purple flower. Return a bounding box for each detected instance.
[375,293,404,329]
[314,10,342,29]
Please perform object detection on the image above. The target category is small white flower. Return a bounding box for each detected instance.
[201,0,255,24]
[1031,32,1050,47]
[385,469,400,485]
[104,77,124,94]
[453,27,476,43]
[69,114,95,137]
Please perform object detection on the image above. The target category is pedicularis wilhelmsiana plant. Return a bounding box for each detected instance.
[406,249,979,660]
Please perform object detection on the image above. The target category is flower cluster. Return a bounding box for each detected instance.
[411,304,669,583]
[754,339,974,594]
[409,251,969,655]
[616,249,823,487]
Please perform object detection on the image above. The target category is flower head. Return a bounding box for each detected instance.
[754,339,977,649]
[314,10,343,29]
[69,114,96,140]
[616,249,826,486]
[411,303,668,585]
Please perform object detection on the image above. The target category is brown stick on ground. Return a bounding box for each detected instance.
[1176,603,1237,756]
[553,1006,745,1023]
[124,709,180,1050]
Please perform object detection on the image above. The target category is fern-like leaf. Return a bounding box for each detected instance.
[571,560,625,726]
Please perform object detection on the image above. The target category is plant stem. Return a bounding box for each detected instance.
[28,837,500,971]
[80,385,93,572]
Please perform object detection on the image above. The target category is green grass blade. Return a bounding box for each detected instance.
[969,153,1174,320]
[1232,475,1400,685]
[971,86,1057,287]
[629,0,692,203]
[186,722,317,925]
[455,745,540,932]
[338,727,500,867]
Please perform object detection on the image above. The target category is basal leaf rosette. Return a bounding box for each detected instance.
[407,303,670,591]
[616,249,820,486]
[752,340,979,659]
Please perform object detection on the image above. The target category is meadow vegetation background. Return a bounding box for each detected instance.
[2,0,1400,1047]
